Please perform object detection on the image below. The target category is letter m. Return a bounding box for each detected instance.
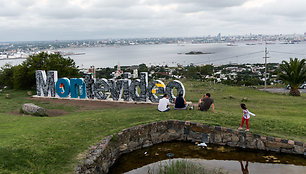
[35,70,58,97]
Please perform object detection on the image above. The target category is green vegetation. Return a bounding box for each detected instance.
[177,64,213,80]
[0,64,14,89]
[278,58,306,96]
[149,160,226,174]
[0,81,305,173]
[0,52,79,90]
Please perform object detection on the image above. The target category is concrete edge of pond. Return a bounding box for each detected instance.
[75,120,306,174]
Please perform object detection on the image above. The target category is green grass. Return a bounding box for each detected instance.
[0,81,305,173]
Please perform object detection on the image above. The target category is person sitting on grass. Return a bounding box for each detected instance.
[238,103,256,132]
[174,93,188,110]
[197,93,206,110]
[198,93,215,112]
[158,94,170,112]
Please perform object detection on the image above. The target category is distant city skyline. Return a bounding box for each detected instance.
[1,0,306,41]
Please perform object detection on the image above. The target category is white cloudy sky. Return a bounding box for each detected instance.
[0,0,305,41]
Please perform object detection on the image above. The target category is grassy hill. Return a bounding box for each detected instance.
[0,81,305,173]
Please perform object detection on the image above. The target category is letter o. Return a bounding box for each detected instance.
[129,79,141,101]
[165,80,185,103]
[55,78,70,98]
[147,80,165,103]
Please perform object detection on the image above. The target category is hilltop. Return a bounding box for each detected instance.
[0,81,305,173]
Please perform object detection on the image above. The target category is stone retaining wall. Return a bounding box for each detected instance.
[75,120,305,174]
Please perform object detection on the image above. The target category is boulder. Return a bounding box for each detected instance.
[22,103,48,116]
[241,97,248,102]
[27,91,33,96]
[5,94,11,99]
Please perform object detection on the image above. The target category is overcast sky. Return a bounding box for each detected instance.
[0,0,305,41]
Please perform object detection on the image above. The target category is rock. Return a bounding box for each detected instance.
[222,133,232,143]
[27,91,33,96]
[256,139,265,150]
[246,139,257,149]
[288,140,295,145]
[5,94,10,99]
[231,134,239,143]
[143,140,152,148]
[214,133,222,143]
[166,153,174,158]
[22,103,48,116]
[119,144,128,152]
[293,145,304,154]
[241,97,248,102]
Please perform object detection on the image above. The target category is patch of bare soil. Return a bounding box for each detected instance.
[26,97,155,116]
[10,109,68,117]
[46,109,69,116]
[12,98,154,117]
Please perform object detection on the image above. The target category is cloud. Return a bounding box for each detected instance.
[0,0,305,41]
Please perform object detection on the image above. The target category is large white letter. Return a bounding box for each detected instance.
[35,70,58,97]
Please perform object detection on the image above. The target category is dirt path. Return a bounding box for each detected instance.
[31,97,154,113]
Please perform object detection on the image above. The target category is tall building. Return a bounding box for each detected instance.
[114,62,123,78]
[88,66,96,78]
[132,69,138,78]
[217,33,221,42]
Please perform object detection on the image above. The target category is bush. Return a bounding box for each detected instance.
[0,52,80,90]
[0,64,15,89]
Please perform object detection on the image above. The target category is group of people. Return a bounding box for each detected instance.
[158,93,214,112]
[158,93,256,131]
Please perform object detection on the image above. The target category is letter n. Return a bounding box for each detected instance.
[35,70,58,97]
[70,78,86,99]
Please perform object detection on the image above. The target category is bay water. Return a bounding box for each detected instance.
[1,42,306,68]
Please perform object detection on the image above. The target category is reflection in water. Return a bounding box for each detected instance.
[240,161,249,174]
[109,141,306,174]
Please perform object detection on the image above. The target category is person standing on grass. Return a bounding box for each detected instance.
[158,94,170,112]
[198,93,215,112]
[238,103,256,131]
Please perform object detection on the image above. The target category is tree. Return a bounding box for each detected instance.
[0,64,15,89]
[138,63,148,72]
[183,64,199,79]
[278,58,306,96]
[13,52,80,90]
[95,67,114,79]
[199,65,213,76]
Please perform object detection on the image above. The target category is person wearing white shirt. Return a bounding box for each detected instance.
[238,103,256,131]
[158,94,170,112]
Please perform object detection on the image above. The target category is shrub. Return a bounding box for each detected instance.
[1,52,80,90]
[0,64,15,89]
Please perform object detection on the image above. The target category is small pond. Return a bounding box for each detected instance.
[109,141,306,174]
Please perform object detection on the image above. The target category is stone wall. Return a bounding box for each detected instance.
[75,120,305,174]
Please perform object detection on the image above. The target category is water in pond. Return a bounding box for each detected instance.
[109,141,306,174]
